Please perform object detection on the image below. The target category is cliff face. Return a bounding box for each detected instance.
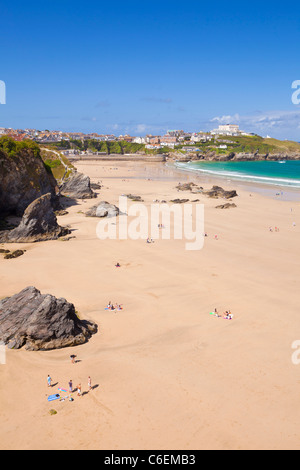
[0,147,58,218]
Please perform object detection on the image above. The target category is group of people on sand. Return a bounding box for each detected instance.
[47,374,93,399]
[106,301,123,311]
[212,308,234,320]
[68,377,92,397]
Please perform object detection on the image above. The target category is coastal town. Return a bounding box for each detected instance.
[0,124,253,150]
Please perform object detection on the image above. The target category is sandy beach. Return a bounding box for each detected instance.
[0,159,300,450]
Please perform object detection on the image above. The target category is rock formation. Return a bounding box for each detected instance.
[0,286,98,350]
[59,171,96,199]
[215,203,237,209]
[85,201,120,218]
[174,182,237,199]
[4,250,26,259]
[170,198,190,204]
[0,146,59,218]
[125,194,144,202]
[176,182,199,191]
[0,193,70,243]
[202,186,238,199]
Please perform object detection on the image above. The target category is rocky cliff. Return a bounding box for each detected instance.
[0,143,58,218]
[0,193,70,243]
[59,171,96,199]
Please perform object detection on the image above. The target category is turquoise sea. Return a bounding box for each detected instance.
[174,160,300,189]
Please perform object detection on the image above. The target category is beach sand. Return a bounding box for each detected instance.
[0,159,300,450]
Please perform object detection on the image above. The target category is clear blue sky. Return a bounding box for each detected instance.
[1,0,300,139]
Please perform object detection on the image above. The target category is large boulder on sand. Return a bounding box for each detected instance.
[0,193,70,243]
[59,171,96,199]
[85,201,120,218]
[0,286,98,350]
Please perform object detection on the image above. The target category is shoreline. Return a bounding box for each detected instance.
[169,161,300,202]
[0,158,300,450]
[77,158,300,202]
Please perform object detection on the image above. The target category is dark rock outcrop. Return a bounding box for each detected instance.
[125,194,144,202]
[215,203,237,209]
[170,198,190,204]
[90,182,102,190]
[59,172,96,199]
[0,147,58,218]
[0,193,70,243]
[0,286,98,350]
[176,182,198,191]
[4,250,25,259]
[174,182,237,199]
[202,186,238,199]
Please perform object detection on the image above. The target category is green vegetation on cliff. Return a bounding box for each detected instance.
[47,139,145,154]
[0,137,57,218]
[183,135,300,155]
[40,149,74,180]
[0,136,41,159]
[0,137,75,183]
[210,135,300,155]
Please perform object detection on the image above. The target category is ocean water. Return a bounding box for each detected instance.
[174,160,300,189]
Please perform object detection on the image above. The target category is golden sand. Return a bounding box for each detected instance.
[0,160,299,450]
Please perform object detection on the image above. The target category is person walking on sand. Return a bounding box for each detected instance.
[70,354,76,364]
[77,384,82,396]
[47,375,52,387]
[88,376,92,392]
[69,379,73,393]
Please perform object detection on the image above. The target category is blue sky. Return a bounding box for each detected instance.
[1,0,300,139]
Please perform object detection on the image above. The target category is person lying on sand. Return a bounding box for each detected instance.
[223,311,233,320]
[106,302,123,311]
[210,309,233,319]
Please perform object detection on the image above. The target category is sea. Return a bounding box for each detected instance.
[174,160,300,190]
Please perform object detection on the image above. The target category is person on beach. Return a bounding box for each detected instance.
[77,384,82,396]
[88,376,92,391]
[47,375,52,387]
[70,354,76,364]
[69,379,73,393]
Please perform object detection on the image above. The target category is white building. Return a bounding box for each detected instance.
[191,133,213,143]
[211,124,240,136]
[211,124,252,137]
[133,136,146,144]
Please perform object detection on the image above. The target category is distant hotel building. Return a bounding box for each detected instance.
[211,124,251,137]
